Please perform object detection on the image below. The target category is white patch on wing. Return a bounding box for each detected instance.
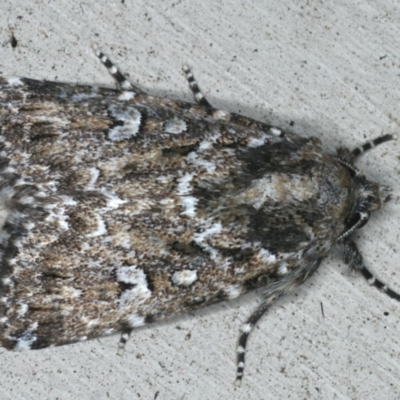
[180,196,198,217]
[164,117,187,134]
[212,110,229,120]
[177,174,198,217]
[117,266,152,308]
[7,77,24,86]
[270,127,282,136]
[0,186,13,234]
[187,151,216,173]
[108,105,141,141]
[177,173,193,195]
[118,91,135,101]
[104,192,126,209]
[172,270,198,287]
[224,284,243,299]
[247,134,268,148]
[13,323,38,351]
[126,314,146,327]
[258,248,277,264]
[193,222,222,259]
[87,167,100,187]
[277,263,288,276]
[62,287,83,298]
[45,205,70,231]
[86,214,107,237]
[17,303,28,317]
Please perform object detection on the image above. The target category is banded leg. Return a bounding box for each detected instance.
[182,65,213,108]
[117,328,133,355]
[352,134,397,158]
[339,238,400,301]
[92,45,142,92]
[235,294,279,384]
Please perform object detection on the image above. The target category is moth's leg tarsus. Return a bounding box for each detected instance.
[339,238,400,301]
[182,65,213,108]
[117,328,133,355]
[235,295,278,384]
[92,44,142,92]
[352,133,397,158]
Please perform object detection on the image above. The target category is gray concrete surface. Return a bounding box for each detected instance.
[0,1,400,399]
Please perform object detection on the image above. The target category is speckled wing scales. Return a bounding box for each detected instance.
[0,60,339,351]
[0,49,398,384]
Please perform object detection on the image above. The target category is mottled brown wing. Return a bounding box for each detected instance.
[0,77,351,349]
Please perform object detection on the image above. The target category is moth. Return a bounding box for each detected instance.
[0,47,397,382]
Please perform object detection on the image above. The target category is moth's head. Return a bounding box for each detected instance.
[354,174,391,213]
[336,134,395,238]
[340,166,391,239]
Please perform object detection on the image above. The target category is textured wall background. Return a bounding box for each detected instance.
[1,1,400,399]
